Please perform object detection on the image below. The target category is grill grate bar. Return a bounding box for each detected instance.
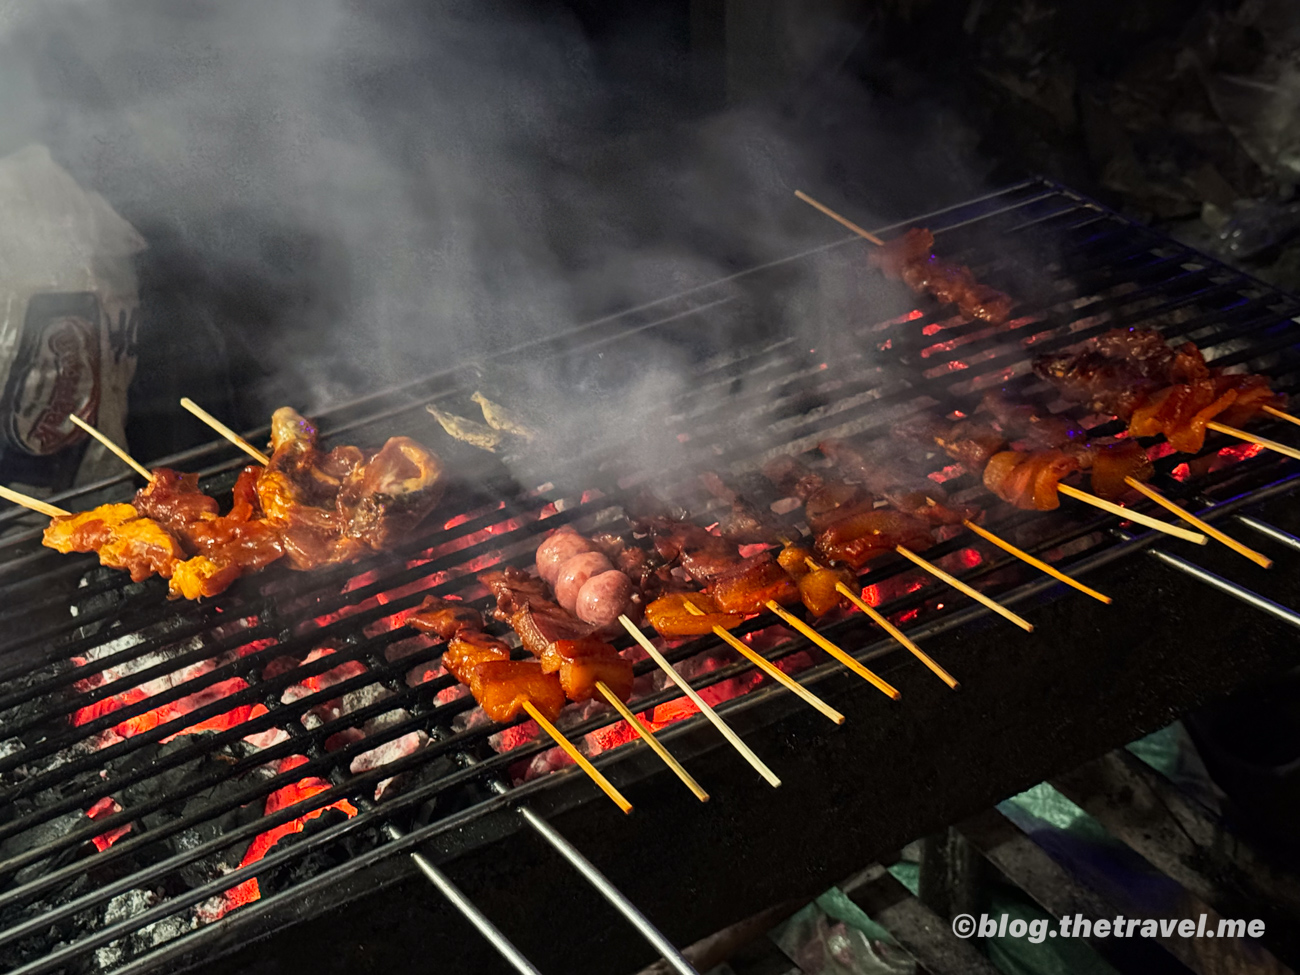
[5,177,1300,975]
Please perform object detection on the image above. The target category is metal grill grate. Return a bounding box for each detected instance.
[3,177,1300,975]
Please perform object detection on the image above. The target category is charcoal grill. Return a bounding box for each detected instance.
[5,177,1300,975]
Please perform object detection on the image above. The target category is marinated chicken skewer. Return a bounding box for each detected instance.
[795,190,1014,324]
[180,401,446,569]
[406,595,634,812]
[977,387,1270,567]
[1032,328,1290,457]
[534,527,783,785]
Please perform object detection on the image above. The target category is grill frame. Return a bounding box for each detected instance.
[3,176,1300,975]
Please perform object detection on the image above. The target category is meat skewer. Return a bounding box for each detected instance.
[636,514,902,700]
[535,526,783,786]
[795,190,1014,324]
[1032,328,1290,456]
[768,451,1033,632]
[407,595,635,812]
[704,467,969,682]
[896,414,1208,545]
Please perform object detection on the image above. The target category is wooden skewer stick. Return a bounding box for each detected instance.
[594,681,710,802]
[1123,477,1272,569]
[959,520,1112,605]
[804,557,960,689]
[0,485,69,519]
[1056,483,1208,544]
[179,398,270,465]
[618,615,781,788]
[682,601,846,725]
[1205,421,1300,463]
[68,415,153,482]
[1262,405,1300,428]
[794,191,886,247]
[894,545,1034,633]
[521,700,632,814]
[762,599,901,700]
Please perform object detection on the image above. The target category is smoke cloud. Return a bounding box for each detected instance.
[0,0,991,482]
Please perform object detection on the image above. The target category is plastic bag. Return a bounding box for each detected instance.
[0,144,145,487]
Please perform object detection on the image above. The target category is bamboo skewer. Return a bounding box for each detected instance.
[1123,478,1272,569]
[595,680,710,802]
[762,599,901,700]
[681,601,845,724]
[794,191,886,246]
[0,485,69,519]
[894,545,1034,632]
[1056,483,1208,544]
[804,557,960,689]
[618,615,782,788]
[69,415,153,482]
[1206,421,1300,463]
[960,520,1112,605]
[180,398,270,465]
[1262,405,1300,428]
[521,700,633,814]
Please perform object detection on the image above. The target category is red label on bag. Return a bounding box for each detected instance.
[3,309,102,456]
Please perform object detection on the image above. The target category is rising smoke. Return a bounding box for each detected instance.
[0,0,989,480]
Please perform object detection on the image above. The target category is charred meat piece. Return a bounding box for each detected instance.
[982,450,1081,510]
[798,565,857,617]
[1093,328,1209,384]
[895,415,1008,471]
[709,552,799,614]
[815,508,934,569]
[408,595,486,639]
[761,456,825,502]
[869,227,1014,324]
[43,504,187,583]
[1127,381,1239,454]
[336,436,445,550]
[818,439,974,525]
[644,518,741,585]
[698,471,787,544]
[644,591,745,638]
[1087,440,1153,500]
[1032,350,1158,420]
[132,469,219,526]
[469,661,566,723]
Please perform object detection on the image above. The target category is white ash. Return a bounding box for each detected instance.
[94,888,198,968]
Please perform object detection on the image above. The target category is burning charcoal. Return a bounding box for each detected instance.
[253,810,382,899]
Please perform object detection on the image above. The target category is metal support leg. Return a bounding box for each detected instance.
[383,823,544,975]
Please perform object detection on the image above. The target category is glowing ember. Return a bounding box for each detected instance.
[214,755,358,916]
[1171,463,1191,482]
[86,796,131,852]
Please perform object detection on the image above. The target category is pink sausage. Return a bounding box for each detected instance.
[574,570,633,627]
[536,528,599,586]
[554,551,614,613]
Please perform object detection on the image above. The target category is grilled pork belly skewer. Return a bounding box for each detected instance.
[794,190,1014,324]
[765,451,1032,633]
[697,469,966,686]
[483,553,708,801]
[637,513,901,700]
[764,450,1109,608]
[897,415,1208,546]
[532,528,783,786]
[407,595,635,812]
